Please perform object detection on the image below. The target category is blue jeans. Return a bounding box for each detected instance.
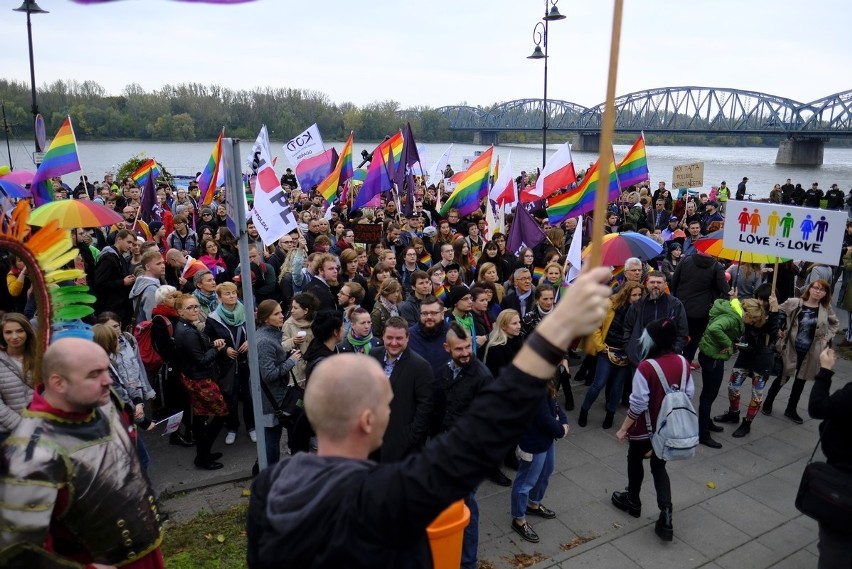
[137,435,151,472]
[511,445,555,519]
[462,490,479,569]
[264,424,284,465]
[583,354,629,413]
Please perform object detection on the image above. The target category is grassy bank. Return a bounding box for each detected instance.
[161,503,249,569]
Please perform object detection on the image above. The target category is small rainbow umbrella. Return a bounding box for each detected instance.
[695,230,790,264]
[582,232,664,266]
[29,200,123,229]
[0,180,30,199]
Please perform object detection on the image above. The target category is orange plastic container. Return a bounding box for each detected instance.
[426,500,471,569]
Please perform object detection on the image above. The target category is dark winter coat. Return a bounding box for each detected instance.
[670,253,730,318]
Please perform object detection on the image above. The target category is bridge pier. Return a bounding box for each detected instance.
[577,133,600,153]
[473,131,499,145]
[775,138,825,166]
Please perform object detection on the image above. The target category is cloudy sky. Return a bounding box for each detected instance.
[0,0,849,110]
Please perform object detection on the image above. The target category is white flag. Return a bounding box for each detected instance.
[566,215,583,283]
[484,200,497,241]
[282,123,325,167]
[251,126,298,245]
[427,143,453,186]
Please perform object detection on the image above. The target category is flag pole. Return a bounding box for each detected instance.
[588,0,625,269]
[129,166,150,235]
[771,260,779,294]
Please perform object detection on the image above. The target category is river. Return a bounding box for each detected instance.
[5,139,852,200]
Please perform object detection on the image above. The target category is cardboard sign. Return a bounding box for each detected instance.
[672,162,704,188]
[722,200,846,264]
[353,224,383,244]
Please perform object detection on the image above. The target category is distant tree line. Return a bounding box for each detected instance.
[1,79,846,147]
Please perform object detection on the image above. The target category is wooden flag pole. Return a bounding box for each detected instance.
[771,260,779,295]
[588,0,625,269]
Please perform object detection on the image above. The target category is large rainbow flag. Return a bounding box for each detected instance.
[351,131,404,210]
[439,146,493,217]
[131,158,161,188]
[316,131,354,204]
[31,117,82,206]
[546,154,620,225]
[198,129,223,206]
[616,133,649,188]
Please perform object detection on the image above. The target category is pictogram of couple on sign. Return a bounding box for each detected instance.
[740,207,830,242]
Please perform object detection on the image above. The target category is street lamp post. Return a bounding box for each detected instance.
[14,0,49,159]
[528,0,565,169]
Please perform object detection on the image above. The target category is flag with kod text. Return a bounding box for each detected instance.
[282,123,325,167]
[251,126,298,245]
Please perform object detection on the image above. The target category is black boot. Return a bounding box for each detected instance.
[707,420,724,433]
[611,490,641,517]
[732,419,751,438]
[655,504,673,541]
[699,431,722,449]
[713,410,740,424]
[578,408,588,427]
[602,411,615,430]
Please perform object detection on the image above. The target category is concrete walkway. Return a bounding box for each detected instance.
[152,345,849,568]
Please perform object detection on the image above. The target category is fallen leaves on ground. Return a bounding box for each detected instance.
[502,552,548,568]
[560,533,600,551]
[162,503,248,569]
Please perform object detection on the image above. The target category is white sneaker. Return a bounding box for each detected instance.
[225,431,237,445]
[248,430,257,443]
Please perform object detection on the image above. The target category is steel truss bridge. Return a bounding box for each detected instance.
[431,87,852,164]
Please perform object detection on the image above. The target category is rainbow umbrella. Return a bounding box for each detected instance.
[582,232,664,266]
[0,180,30,199]
[29,200,123,229]
[695,230,790,264]
[0,170,36,186]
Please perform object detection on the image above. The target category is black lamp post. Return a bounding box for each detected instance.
[528,0,565,169]
[14,0,49,160]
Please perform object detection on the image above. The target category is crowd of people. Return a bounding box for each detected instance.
[0,168,850,568]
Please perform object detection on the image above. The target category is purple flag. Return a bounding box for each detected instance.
[140,167,160,224]
[396,123,422,216]
[506,205,546,255]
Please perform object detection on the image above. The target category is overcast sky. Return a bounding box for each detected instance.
[0,0,849,110]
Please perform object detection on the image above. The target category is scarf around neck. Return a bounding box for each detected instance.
[347,330,374,354]
[194,288,218,314]
[216,301,246,327]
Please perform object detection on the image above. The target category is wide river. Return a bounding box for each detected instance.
[6,139,852,200]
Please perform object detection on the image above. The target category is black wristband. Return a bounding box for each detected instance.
[526,332,565,365]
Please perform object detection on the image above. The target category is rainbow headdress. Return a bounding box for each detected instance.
[30,117,82,207]
[0,201,97,384]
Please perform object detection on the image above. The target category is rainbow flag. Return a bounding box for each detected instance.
[198,130,223,206]
[131,159,161,188]
[439,147,493,217]
[532,266,545,283]
[316,131,354,204]
[351,132,404,210]
[546,154,620,225]
[609,265,624,289]
[434,284,447,302]
[31,117,82,207]
[419,252,432,268]
[617,133,649,188]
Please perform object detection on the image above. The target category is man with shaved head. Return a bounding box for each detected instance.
[0,338,165,568]
[247,267,614,568]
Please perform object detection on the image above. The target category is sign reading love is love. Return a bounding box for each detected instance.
[722,200,846,264]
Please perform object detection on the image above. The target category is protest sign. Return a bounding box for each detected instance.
[722,200,846,264]
[282,123,325,167]
[672,162,704,188]
[353,224,383,244]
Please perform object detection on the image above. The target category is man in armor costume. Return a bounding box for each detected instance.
[0,338,164,569]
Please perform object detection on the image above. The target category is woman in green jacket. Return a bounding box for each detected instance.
[696,297,764,449]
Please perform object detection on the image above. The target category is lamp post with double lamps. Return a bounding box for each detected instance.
[527,0,566,169]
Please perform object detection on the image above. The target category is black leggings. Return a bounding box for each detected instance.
[193,415,225,461]
[765,350,807,411]
[627,438,671,510]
